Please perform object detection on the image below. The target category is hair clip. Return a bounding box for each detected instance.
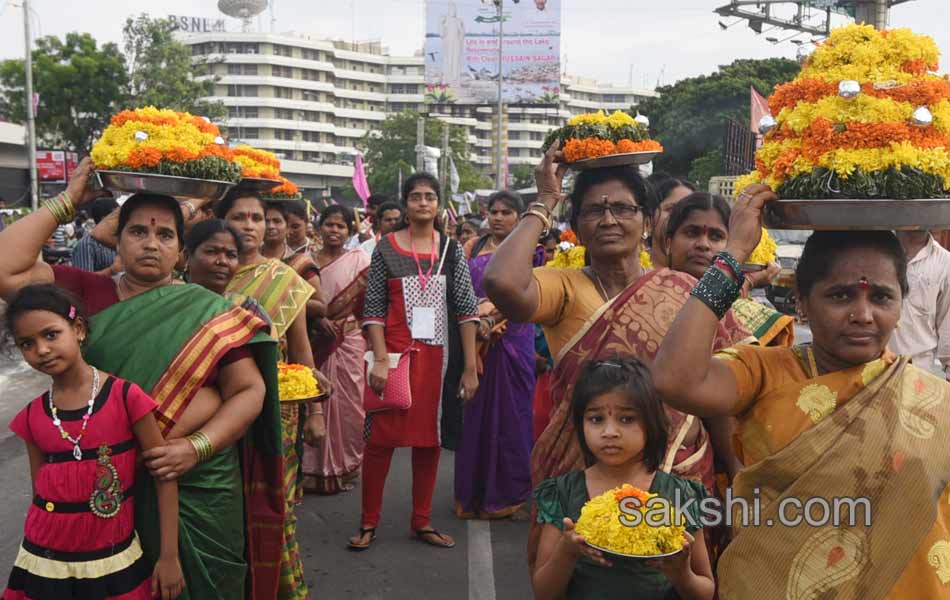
[68,306,76,320]
[595,360,623,369]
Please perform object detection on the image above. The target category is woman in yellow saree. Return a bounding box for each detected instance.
[217,190,319,600]
[652,184,950,599]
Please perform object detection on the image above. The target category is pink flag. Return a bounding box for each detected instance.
[750,86,770,134]
[352,153,371,207]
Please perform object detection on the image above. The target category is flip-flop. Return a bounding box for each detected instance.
[413,528,456,549]
[347,527,377,551]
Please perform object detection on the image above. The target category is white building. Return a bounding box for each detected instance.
[180,31,658,198]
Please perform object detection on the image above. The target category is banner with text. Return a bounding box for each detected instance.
[424,0,561,105]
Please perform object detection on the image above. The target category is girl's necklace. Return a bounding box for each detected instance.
[49,366,100,461]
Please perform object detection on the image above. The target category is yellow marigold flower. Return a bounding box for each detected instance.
[606,110,636,129]
[747,228,777,264]
[549,245,587,269]
[567,110,607,127]
[575,485,686,556]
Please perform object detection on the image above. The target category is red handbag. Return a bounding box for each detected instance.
[364,349,413,413]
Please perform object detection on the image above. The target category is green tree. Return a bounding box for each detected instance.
[123,14,225,120]
[510,164,536,190]
[0,33,128,153]
[359,110,491,197]
[635,58,800,178]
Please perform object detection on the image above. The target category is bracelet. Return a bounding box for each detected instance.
[714,251,742,282]
[180,201,197,221]
[523,210,551,233]
[691,264,741,320]
[186,431,215,463]
[43,193,76,225]
[527,201,553,219]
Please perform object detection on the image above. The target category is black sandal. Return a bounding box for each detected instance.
[413,528,456,548]
[347,527,377,551]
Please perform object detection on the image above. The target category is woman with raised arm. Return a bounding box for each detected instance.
[651,184,950,600]
[0,161,284,600]
[483,143,751,568]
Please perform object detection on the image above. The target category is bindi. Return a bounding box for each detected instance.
[150,218,156,226]
[857,277,870,290]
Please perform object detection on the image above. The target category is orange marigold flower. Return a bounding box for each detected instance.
[166,146,199,163]
[199,144,235,161]
[560,229,578,244]
[614,484,651,504]
[126,147,162,169]
[270,176,299,196]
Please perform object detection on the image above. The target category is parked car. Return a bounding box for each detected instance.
[765,229,811,315]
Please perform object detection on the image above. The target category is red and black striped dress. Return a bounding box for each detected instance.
[5,375,156,600]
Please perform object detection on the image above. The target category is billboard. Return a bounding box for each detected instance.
[425,0,561,105]
[36,151,66,183]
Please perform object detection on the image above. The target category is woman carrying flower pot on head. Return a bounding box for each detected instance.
[0,160,284,600]
[651,184,950,599]
[348,172,480,551]
[482,142,752,569]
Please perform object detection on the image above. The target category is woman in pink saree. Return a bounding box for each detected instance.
[302,205,372,494]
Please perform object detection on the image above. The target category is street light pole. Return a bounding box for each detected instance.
[23,0,38,210]
[494,0,505,190]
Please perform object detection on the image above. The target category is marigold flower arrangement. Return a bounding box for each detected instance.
[575,484,686,556]
[91,106,242,183]
[746,228,777,264]
[277,362,320,401]
[736,24,950,199]
[233,145,281,180]
[265,176,303,200]
[547,244,653,270]
[542,110,663,163]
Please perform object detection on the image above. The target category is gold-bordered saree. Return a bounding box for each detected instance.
[717,347,950,599]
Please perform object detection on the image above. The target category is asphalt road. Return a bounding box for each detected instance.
[0,317,811,598]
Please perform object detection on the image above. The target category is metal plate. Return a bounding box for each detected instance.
[586,542,682,561]
[764,198,950,230]
[567,151,660,170]
[97,170,235,202]
[236,177,281,193]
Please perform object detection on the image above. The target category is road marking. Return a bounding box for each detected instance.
[468,520,496,600]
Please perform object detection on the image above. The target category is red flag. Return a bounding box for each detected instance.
[750,85,770,134]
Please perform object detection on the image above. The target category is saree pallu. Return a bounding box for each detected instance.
[718,357,950,599]
[527,268,749,566]
[731,297,795,348]
[454,252,537,519]
[226,259,314,600]
[83,284,283,600]
[303,250,370,494]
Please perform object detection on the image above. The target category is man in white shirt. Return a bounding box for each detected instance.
[890,230,950,379]
[360,201,403,256]
[345,194,391,250]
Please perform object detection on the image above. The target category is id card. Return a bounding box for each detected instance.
[411,306,436,340]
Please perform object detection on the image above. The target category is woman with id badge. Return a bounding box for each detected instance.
[350,173,480,551]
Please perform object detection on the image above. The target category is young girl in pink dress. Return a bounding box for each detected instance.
[3,284,184,600]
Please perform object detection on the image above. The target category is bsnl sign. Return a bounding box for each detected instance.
[168,15,227,33]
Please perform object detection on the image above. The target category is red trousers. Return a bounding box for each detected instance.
[361,443,441,530]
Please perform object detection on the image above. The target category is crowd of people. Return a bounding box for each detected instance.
[0,145,948,600]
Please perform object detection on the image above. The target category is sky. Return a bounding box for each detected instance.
[0,0,947,89]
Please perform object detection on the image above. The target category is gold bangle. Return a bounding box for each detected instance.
[523,209,550,233]
[527,202,553,219]
[180,201,197,220]
[43,194,75,225]
[186,431,214,463]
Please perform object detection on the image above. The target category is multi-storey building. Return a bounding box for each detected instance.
[180,31,657,198]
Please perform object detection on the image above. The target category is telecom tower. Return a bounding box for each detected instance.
[714,0,917,39]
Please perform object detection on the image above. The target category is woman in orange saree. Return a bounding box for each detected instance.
[483,144,751,567]
[653,185,950,599]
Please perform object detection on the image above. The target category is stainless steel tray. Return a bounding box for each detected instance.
[236,177,281,193]
[763,198,950,230]
[97,170,235,202]
[567,151,660,170]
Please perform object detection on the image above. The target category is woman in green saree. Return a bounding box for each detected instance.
[0,160,284,600]
[652,184,950,599]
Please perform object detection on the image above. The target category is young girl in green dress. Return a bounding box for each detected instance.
[531,357,715,600]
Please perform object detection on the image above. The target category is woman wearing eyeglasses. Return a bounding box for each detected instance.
[483,142,752,568]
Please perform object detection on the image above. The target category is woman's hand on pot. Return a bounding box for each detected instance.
[535,139,568,211]
[66,157,110,207]
[726,184,776,264]
[142,438,200,481]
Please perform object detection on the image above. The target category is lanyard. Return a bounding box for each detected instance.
[410,230,438,292]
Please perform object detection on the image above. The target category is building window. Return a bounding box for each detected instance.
[237,127,259,139]
[275,87,294,99]
[530,131,543,141]
[275,129,295,141]
[273,44,293,57]
[227,85,258,97]
[273,65,293,78]
[228,106,259,118]
[275,108,294,120]
[226,42,258,54]
[228,64,258,76]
